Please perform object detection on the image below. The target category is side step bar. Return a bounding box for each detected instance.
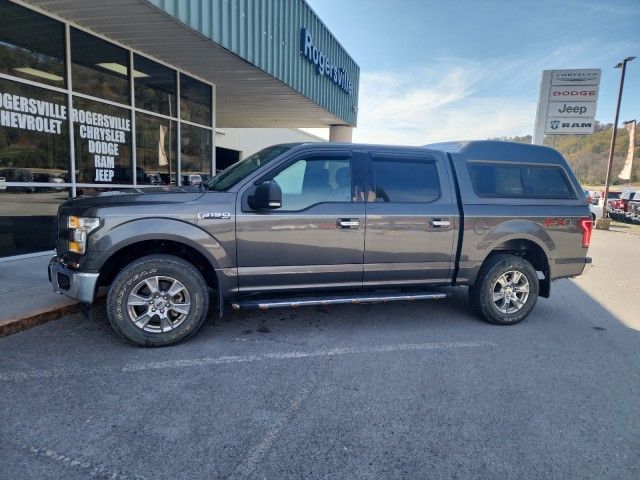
[231,290,448,311]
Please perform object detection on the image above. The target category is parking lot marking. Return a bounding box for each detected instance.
[0,341,495,382]
[122,341,495,372]
[228,355,333,480]
[11,439,146,480]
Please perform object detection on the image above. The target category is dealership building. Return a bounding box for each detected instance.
[0,0,359,258]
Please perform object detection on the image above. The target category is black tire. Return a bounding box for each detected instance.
[469,254,539,325]
[106,254,209,347]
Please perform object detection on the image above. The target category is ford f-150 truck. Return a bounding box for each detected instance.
[49,141,593,346]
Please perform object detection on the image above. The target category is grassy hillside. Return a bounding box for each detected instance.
[492,122,640,186]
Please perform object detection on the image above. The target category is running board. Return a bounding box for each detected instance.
[231,290,448,311]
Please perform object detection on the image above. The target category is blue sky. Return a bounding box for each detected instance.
[306,0,640,144]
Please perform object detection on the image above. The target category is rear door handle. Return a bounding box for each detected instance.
[337,218,360,229]
[430,219,451,228]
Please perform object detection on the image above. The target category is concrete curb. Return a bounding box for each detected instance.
[0,301,81,337]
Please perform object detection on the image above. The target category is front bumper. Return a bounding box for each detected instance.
[48,256,99,304]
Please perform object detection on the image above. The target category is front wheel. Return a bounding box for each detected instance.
[469,254,539,325]
[106,254,210,347]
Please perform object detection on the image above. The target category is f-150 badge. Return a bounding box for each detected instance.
[197,212,231,220]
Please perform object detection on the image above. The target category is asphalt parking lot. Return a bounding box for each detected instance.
[1,229,639,479]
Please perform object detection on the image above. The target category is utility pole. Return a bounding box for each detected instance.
[602,56,635,219]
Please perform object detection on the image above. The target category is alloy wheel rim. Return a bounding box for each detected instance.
[127,276,191,333]
[492,270,529,315]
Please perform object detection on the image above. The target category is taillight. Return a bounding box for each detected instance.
[578,218,593,248]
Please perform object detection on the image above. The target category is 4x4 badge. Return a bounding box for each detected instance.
[197,212,231,220]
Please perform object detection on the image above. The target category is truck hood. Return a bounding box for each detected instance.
[60,187,208,214]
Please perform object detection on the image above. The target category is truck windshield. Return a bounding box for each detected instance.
[204,145,291,191]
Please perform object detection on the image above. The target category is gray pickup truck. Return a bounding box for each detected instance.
[49,140,593,346]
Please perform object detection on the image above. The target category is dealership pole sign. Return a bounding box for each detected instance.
[532,69,601,144]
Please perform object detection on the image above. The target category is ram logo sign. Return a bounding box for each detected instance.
[546,118,595,134]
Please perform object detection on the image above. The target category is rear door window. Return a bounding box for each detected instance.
[371,157,440,203]
[468,163,574,199]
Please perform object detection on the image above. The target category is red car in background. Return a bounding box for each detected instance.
[607,190,639,221]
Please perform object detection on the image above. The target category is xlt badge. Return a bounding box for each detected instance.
[197,212,231,220]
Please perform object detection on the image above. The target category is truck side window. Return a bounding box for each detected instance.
[371,158,440,203]
[270,158,352,210]
[469,163,574,199]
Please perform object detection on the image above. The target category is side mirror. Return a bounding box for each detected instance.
[249,181,282,210]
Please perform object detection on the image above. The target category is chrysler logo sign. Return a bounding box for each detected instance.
[300,27,353,95]
[552,70,600,85]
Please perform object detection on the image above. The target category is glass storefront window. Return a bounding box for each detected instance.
[0,187,70,257]
[0,2,216,259]
[180,74,211,126]
[0,78,70,183]
[71,28,129,105]
[180,124,211,185]
[136,113,177,185]
[72,96,132,184]
[134,55,177,117]
[0,0,66,88]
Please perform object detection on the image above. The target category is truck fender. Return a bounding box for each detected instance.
[90,218,230,273]
[469,219,555,287]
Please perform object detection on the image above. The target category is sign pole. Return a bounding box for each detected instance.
[602,59,632,219]
[533,71,552,145]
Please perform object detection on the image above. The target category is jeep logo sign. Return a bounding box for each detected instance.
[549,101,596,118]
[534,68,601,142]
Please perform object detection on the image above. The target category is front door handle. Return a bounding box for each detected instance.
[430,219,451,228]
[337,218,360,229]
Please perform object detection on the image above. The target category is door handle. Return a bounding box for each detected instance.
[337,218,360,229]
[430,219,451,228]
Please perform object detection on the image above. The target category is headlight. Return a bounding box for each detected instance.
[67,216,100,254]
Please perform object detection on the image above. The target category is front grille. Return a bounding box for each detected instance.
[56,214,68,254]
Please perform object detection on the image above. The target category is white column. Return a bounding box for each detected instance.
[329,125,353,143]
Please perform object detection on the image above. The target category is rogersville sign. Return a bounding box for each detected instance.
[300,27,353,95]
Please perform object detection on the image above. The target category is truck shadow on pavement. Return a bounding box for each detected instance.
[11,277,637,354]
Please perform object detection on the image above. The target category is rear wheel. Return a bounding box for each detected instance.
[469,254,539,325]
[106,254,209,346]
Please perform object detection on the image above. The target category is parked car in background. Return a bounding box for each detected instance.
[0,168,35,192]
[145,173,163,185]
[158,173,177,185]
[584,190,597,205]
[607,190,639,221]
[586,190,600,205]
[626,197,640,224]
[182,174,203,186]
